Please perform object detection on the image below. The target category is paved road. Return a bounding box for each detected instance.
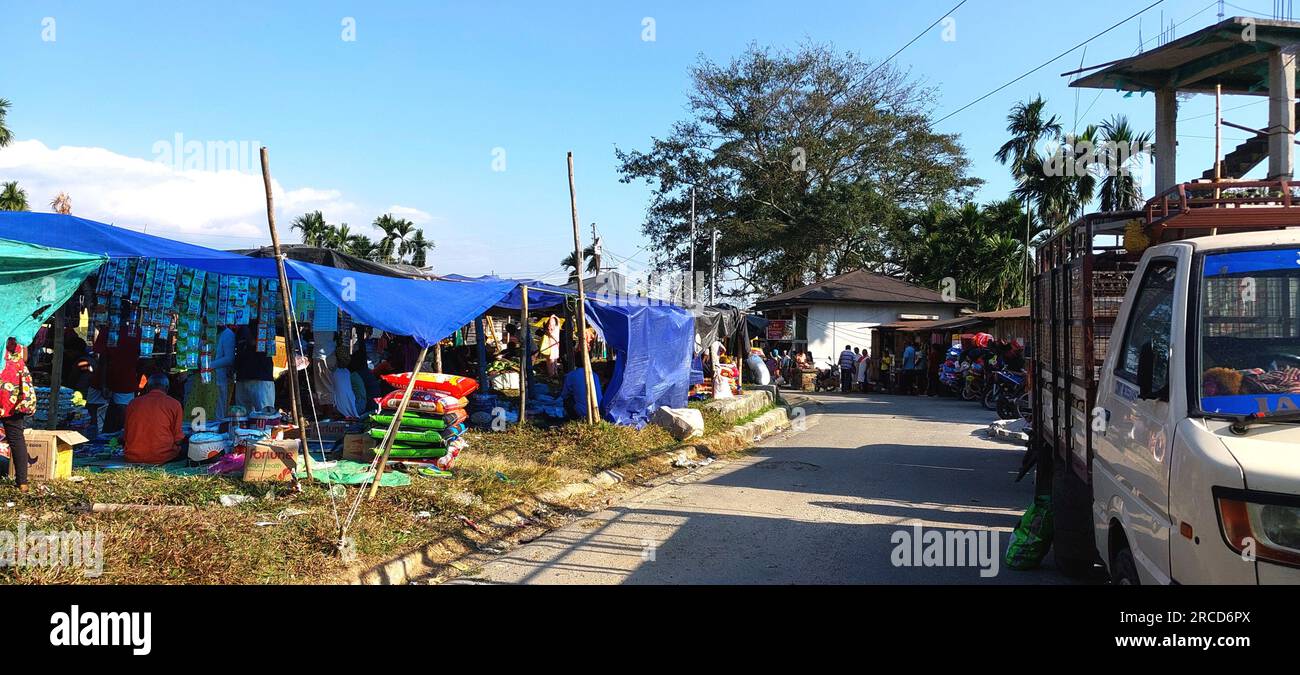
[452,393,1074,584]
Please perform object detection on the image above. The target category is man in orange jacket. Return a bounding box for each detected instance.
[124,373,184,464]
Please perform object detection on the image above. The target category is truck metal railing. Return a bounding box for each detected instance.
[1144,179,1300,240]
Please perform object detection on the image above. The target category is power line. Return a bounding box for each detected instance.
[935,0,1167,125]
[869,0,969,78]
[1076,0,1221,125]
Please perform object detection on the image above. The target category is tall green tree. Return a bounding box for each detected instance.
[994,95,1061,176]
[373,213,416,263]
[291,210,330,247]
[0,181,29,211]
[406,229,434,267]
[0,98,12,148]
[1012,125,1098,231]
[616,43,979,298]
[896,199,1034,311]
[560,244,599,282]
[1096,114,1153,212]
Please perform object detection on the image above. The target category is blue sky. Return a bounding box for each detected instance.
[0,0,1281,281]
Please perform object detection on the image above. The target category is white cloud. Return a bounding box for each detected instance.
[385,204,438,225]
[0,139,363,248]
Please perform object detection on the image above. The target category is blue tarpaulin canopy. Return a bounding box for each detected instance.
[441,274,570,310]
[285,262,516,348]
[0,212,517,347]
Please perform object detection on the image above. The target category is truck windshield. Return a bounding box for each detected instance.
[1199,247,1300,416]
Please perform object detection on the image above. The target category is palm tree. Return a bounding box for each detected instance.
[0,182,29,211]
[50,192,72,214]
[322,223,353,250]
[373,214,416,263]
[407,229,434,267]
[345,234,379,260]
[995,96,1062,177]
[291,210,330,247]
[1013,126,1098,232]
[0,98,12,148]
[560,244,599,282]
[1096,115,1153,212]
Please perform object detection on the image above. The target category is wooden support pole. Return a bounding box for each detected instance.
[567,152,598,424]
[368,345,430,500]
[259,147,312,481]
[519,286,529,426]
[475,317,488,391]
[434,342,443,374]
[47,308,66,430]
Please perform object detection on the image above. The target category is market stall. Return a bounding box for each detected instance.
[0,211,518,483]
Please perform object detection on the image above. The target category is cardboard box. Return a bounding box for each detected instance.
[341,433,376,462]
[307,419,351,442]
[243,439,301,482]
[6,430,86,482]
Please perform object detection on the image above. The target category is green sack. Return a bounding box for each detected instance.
[371,413,449,430]
[368,427,446,444]
[386,442,450,459]
[1005,495,1054,571]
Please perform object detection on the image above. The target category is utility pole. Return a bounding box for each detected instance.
[710,227,718,305]
[590,222,602,275]
[689,187,696,305]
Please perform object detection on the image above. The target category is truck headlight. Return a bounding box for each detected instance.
[1215,488,1300,567]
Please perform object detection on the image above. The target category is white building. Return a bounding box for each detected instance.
[754,269,973,363]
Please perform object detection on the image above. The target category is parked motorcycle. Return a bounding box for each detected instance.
[814,358,840,392]
[986,369,1029,420]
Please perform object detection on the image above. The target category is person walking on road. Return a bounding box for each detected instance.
[901,341,918,395]
[838,344,856,393]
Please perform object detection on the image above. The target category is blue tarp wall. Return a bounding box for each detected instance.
[586,302,694,427]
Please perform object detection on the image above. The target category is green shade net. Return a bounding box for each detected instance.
[0,237,106,344]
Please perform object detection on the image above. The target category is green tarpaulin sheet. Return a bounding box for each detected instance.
[296,459,411,487]
[0,238,106,344]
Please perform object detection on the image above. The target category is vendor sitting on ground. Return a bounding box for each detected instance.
[123,373,184,464]
[560,365,602,420]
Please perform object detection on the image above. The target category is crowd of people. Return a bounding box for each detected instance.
[758,338,963,396]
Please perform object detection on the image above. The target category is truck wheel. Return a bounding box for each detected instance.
[1111,547,1140,585]
[1051,453,1098,578]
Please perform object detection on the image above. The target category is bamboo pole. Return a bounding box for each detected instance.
[47,309,65,430]
[259,147,312,481]
[567,152,598,424]
[367,345,430,499]
[434,342,443,374]
[519,286,529,425]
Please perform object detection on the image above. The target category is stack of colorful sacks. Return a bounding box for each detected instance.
[368,373,478,471]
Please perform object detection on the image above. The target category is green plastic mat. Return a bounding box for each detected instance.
[296,459,410,487]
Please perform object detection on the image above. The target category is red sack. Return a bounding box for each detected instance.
[376,389,466,414]
[381,372,479,398]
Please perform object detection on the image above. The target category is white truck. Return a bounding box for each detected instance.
[1031,181,1300,584]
